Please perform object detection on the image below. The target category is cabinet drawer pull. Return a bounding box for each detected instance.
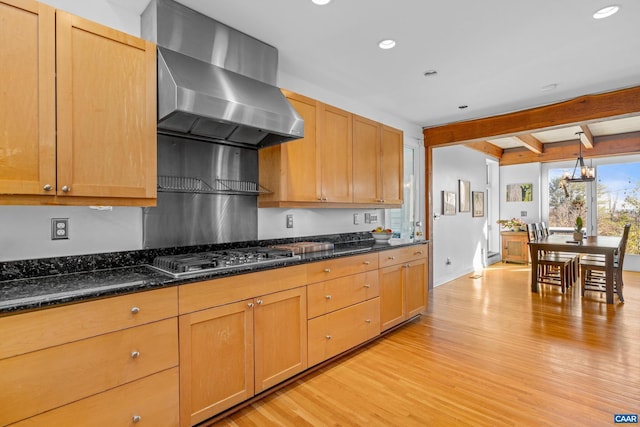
[256,299,264,305]
[43,184,53,191]
[61,185,71,193]
[325,295,332,300]
[130,306,140,314]
[388,256,395,260]
[132,415,142,423]
[131,351,140,359]
[364,284,371,288]
[365,319,371,324]
[325,335,332,340]
[248,302,254,308]
[363,260,370,265]
[324,268,331,273]
[415,250,423,255]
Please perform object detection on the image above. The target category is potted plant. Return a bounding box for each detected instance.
[573,216,584,240]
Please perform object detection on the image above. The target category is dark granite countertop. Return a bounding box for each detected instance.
[0,233,428,315]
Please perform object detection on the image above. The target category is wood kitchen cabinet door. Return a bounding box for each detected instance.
[179,301,254,427]
[55,11,156,201]
[352,115,381,204]
[259,91,320,203]
[254,287,307,393]
[379,264,405,331]
[380,125,404,205]
[405,257,428,318]
[318,103,353,203]
[0,0,56,197]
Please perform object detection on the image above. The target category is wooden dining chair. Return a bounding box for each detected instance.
[539,221,579,284]
[580,223,631,302]
[526,223,573,293]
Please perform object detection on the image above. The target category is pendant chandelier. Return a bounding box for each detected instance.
[562,131,595,183]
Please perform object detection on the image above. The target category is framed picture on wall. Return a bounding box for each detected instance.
[442,191,456,215]
[459,180,471,212]
[506,183,533,202]
[472,191,485,217]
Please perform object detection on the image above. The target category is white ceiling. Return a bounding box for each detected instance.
[113,0,640,145]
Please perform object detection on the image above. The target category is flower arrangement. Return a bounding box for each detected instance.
[496,218,526,230]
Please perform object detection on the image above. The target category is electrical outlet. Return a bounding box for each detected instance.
[353,213,360,225]
[521,211,527,217]
[51,218,69,240]
[286,214,294,228]
[364,213,371,224]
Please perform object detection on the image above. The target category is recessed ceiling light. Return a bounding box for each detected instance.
[312,0,332,5]
[593,5,620,19]
[423,70,438,77]
[378,39,396,50]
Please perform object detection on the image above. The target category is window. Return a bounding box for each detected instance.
[595,162,640,255]
[547,168,586,229]
[388,144,422,240]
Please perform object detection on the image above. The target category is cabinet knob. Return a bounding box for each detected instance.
[61,185,71,193]
[130,307,140,314]
[388,256,395,260]
[256,299,263,305]
[365,319,372,324]
[415,250,423,255]
[324,268,331,273]
[325,295,332,300]
[404,263,411,268]
[43,184,53,191]
[248,302,254,308]
[131,351,140,359]
[363,261,370,265]
[325,335,332,340]
[364,284,371,288]
[132,415,142,423]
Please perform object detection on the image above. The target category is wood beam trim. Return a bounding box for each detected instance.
[423,85,640,146]
[499,131,640,165]
[579,125,594,149]
[464,141,503,158]
[514,134,543,154]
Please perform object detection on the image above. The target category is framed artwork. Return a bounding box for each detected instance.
[459,180,471,212]
[442,191,456,215]
[472,191,484,217]
[506,183,533,202]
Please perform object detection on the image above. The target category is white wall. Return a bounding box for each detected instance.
[432,145,495,286]
[499,163,542,225]
[0,0,425,261]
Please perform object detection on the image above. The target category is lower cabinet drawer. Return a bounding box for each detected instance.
[307,271,379,319]
[11,367,180,427]
[307,298,380,367]
[0,318,178,425]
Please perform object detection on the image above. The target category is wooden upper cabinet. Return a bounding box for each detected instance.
[380,125,403,205]
[352,115,381,204]
[259,90,353,207]
[0,0,56,197]
[353,117,403,206]
[318,103,352,203]
[259,90,402,208]
[0,2,157,206]
[55,11,156,203]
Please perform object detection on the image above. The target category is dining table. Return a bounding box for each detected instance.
[529,234,623,304]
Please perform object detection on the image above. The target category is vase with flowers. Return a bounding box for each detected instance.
[497,218,526,232]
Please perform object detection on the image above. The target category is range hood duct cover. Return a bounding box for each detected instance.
[142,0,303,148]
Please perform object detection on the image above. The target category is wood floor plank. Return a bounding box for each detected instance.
[208,264,640,426]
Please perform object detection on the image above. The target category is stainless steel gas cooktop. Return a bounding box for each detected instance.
[148,247,301,279]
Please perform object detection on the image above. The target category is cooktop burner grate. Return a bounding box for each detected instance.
[148,247,301,278]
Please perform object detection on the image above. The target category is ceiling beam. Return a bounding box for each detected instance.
[579,125,594,148]
[514,134,543,154]
[500,131,640,165]
[423,85,640,146]
[464,141,503,158]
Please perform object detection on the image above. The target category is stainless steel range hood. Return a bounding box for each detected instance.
[142,0,303,148]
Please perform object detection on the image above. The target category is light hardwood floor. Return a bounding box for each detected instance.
[210,264,640,426]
